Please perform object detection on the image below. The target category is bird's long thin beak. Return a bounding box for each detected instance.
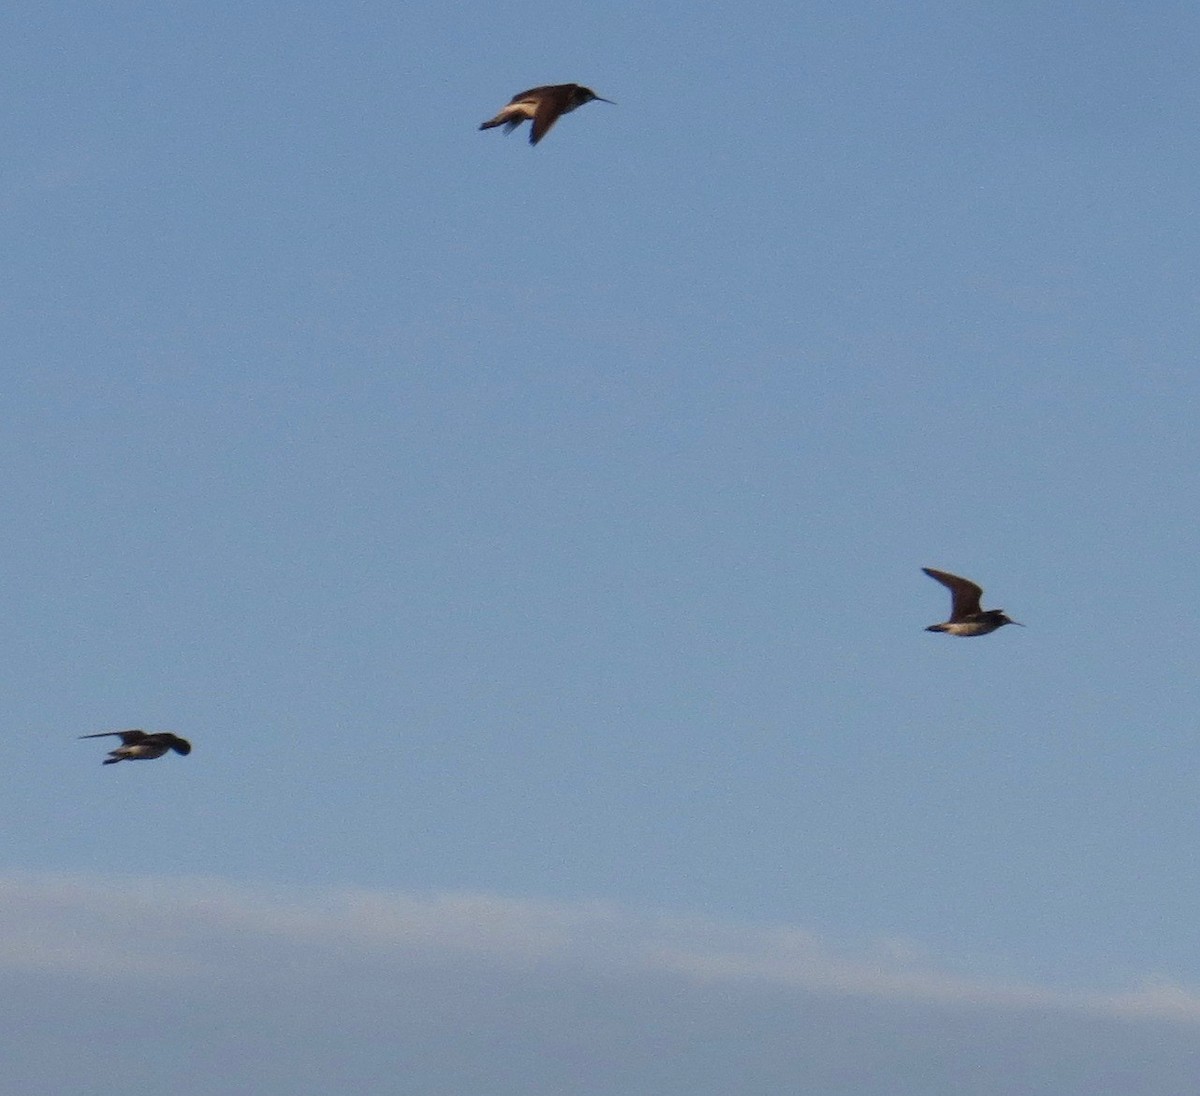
[1011,620,1025,627]
[595,97,616,104]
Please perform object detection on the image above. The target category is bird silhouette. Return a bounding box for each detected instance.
[479,84,613,145]
[79,729,192,765]
[923,568,1023,636]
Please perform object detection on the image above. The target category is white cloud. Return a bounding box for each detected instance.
[4,873,1200,1096]
[1,870,1197,1024]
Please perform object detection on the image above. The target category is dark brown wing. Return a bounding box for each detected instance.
[922,568,984,620]
[79,729,148,744]
[531,98,568,144]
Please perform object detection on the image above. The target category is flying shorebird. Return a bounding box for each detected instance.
[79,730,192,765]
[922,568,1023,636]
[478,84,613,145]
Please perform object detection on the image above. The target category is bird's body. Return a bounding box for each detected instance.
[479,83,612,145]
[927,613,1013,637]
[80,729,192,764]
[922,568,1022,636]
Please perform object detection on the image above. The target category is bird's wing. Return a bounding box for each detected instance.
[79,729,147,744]
[922,568,984,619]
[530,91,567,145]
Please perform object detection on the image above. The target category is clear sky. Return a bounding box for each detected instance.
[2,1,1199,1092]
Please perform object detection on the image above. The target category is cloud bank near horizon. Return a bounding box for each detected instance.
[3,871,1197,1022]
[3,872,1198,1096]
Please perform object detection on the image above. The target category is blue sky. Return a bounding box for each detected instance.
[2,1,1200,1092]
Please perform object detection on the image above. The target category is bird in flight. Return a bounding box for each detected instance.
[479,84,613,145]
[80,729,192,765]
[922,568,1023,636]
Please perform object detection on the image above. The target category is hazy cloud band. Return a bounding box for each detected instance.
[2,871,1196,1024]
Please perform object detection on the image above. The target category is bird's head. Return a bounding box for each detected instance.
[577,87,614,106]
